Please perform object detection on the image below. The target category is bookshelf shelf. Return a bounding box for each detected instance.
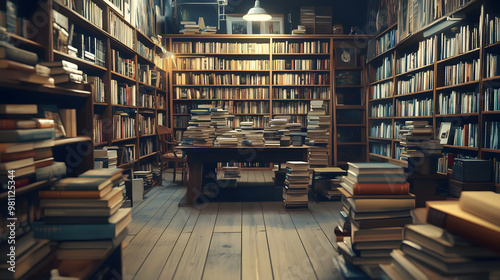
[443,145,479,151]
[7,32,45,50]
[111,104,136,109]
[173,69,271,72]
[136,53,156,66]
[136,29,155,46]
[485,41,500,50]
[369,153,392,160]
[140,134,157,138]
[336,85,363,88]
[335,66,363,70]
[273,84,330,87]
[369,117,393,120]
[481,149,500,154]
[111,137,137,143]
[173,84,270,87]
[394,89,434,98]
[367,46,397,64]
[272,53,330,56]
[174,98,270,101]
[369,76,394,86]
[54,136,92,147]
[0,180,50,201]
[369,137,393,141]
[109,35,136,56]
[110,71,136,83]
[272,113,308,115]
[337,124,366,127]
[482,111,500,115]
[435,113,479,118]
[174,53,271,56]
[53,50,107,72]
[335,105,365,109]
[436,80,480,91]
[369,96,394,102]
[272,70,330,72]
[436,48,480,65]
[0,80,91,98]
[393,116,433,119]
[482,76,500,82]
[273,99,331,101]
[93,102,108,106]
[395,63,434,77]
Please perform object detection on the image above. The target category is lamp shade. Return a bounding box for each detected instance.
[243,0,272,21]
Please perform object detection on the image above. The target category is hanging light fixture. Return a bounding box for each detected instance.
[243,0,272,21]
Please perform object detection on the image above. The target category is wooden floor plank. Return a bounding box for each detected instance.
[158,209,201,280]
[128,186,179,235]
[289,210,341,280]
[202,232,242,280]
[261,202,317,280]
[242,202,273,280]
[133,206,195,280]
[214,202,242,233]
[172,202,220,280]
[131,185,163,215]
[123,188,185,279]
[308,201,340,247]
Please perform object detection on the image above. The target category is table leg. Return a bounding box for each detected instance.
[181,160,203,207]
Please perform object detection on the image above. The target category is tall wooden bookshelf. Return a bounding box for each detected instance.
[165,34,370,167]
[0,0,168,278]
[366,0,500,182]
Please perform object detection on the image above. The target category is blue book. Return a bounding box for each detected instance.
[0,128,55,142]
[32,208,131,241]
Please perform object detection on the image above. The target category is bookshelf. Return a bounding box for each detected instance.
[366,0,500,182]
[0,0,168,278]
[166,34,370,166]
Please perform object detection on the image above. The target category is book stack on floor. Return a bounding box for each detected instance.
[222,165,241,178]
[381,191,500,279]
[33,168,131,260]
[336,162,414,279]
[399,120,443,175]
[0,104,66,191]
[0,29,54,86]
[40,60,86,89]
[311,167,346,200]
[283,161,310,208]
[183,105,216,146]
[306,100,330,167]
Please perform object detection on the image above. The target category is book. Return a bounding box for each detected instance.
[0,119,38,129]
[39,185,112,199]
[39,60,78,69]
[0,41,39,66]
[49,66,83,75]
[347,162,405,175]
[459,191,500,226]
[0,157,34,171]
[0,142,34,154]
[0,59,36,72]
[0,240,50,280]
[426,200,500,254]
[0,150,35,162]
[347,170,407,184]
[42,199,123,217]
[0,104,37,115]
[58,228,128,250]
[58,108,77,138]
[52,72,84,84]
[32,208,131,240]
[51,177,114,191]
[0,164,35,177]
[337,241,392,265]
[351,224,404,243]
[34,157,54,169]
[40,187,123,208]
[79,168,123,181]
[341,176,409,195]
[0,69,54,85]
[401,240,500,274]
[35,161,67,181]
[351,216,412,229]
[0,128,55,142]
[403,224,498,258]
[340,188,416,212]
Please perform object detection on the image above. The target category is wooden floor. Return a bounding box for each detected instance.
[122,170,344,280]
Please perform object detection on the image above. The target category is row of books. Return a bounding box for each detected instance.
[396,70,434,95]
[370,142,391,157]
[172,41,270,54]
[396,36,436,74]
[273,87,330,99]
[283,161,310,208]
[138,64,159,87]
[483,121,499,149]
[375,54,393,81]
[272,41,329,54]
[174,57,270,71]
[485,13,500,45]
[370,81,394,100]
[65,0,104,29]
[173,73,270,85]
[139,137,155,157]
[111,50,135,78]
[112,111,136,140]
[485,53,500,78]
[138,89,155,108]
[450,122,479,147]
[396,97,433,117]
[93,114,104,144]
[272,73,330,85]
[272,101,310,114]
[437,90,479,114]
[440,23,480,60]
[89,76,106,103]
[370,122,392,139]
[136,40,154,61]
[443,59,480,86]
[374,28,397,57]
[157,112,166,126]
[273,59,330,71]
[157,94,166,109]
[109,11,134,50]
[137,113,155,136]
[110,80,136,106]
[398,0,450,40]
[370,103,393,118]
[174,87,270,100]
[216,101,269,114]
[484,87,500,111]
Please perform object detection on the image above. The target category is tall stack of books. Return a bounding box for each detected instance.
[381,191,500,279]
[399,120,443,174]
[306,100,330,167]
[336,162,415,278]
[0,104,64,191]
[283,161,310,208]
[264,118,288,146]
[40,60,85,87]
[179,21,200,35]
[94,147,118,169]
[239,121,265,146]
[183,105,215,146]
[33,168,131,260]
[212,107,237,147]
[135,170,154,189]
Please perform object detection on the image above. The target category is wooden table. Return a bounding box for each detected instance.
[179,146,309,206]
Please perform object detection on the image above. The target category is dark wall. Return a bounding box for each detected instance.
[169,0,369,34]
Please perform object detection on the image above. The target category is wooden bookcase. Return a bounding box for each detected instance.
[164,34,370,167]
[0,0,168,278]
[366,0,500,180]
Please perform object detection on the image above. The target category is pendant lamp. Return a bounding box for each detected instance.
[243,0,272,21]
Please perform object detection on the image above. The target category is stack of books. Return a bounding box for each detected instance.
[264,118,288,146]
[399,120,443,174]
[135,170,153,189]
[311,167,346,200]
[183,105,216,146]
[94,147,118,168]
[336,162,415,278]
[283,161,310,208]
[33,168,131,260]
[201,26,217,34]
[382,191,500,279]
[306,100,330,167]
[40,60,85,87]
[0,30,54,86]
[244,129,265,146]
[179,21,200,35]
[0,104,64,191]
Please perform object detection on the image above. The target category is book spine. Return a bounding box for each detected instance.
[32,223,115,240]
[353,183,409,195]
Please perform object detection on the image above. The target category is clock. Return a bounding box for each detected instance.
[336,48,356,67]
